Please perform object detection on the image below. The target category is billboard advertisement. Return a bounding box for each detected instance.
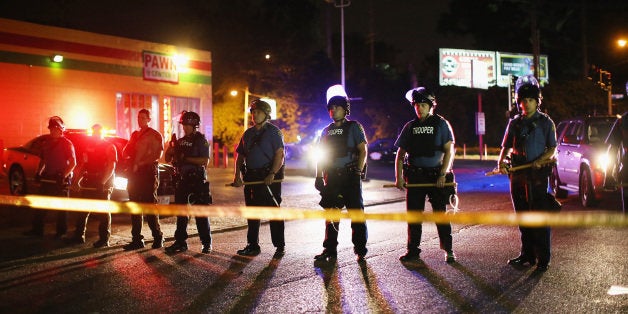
[496,52,549,87]
[439,48,496,90]
[439,48,550,90]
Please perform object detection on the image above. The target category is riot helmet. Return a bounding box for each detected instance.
[515,75,542,104]
[249,99,272,120]
[48,116,65,130]
[325,84,350,115]
[405,87,436,108]
[179,111,200,127]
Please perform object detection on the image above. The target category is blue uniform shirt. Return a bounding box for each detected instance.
[501,111,557,163]
[395,115,454,167]
[236,122,284,169]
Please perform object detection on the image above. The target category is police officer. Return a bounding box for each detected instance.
[65,124,117,248]
[122,109,165,250]
[620,112,628,214]
[497,75,557,272]
[24,116,76,238]
[232,100,286,257]
[395,87,457,264]
[164,111,213,254]
[314,85,368,262]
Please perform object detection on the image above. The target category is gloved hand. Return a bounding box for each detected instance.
[314,177,325,191]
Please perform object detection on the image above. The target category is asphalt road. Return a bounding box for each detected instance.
[0,158,626,313]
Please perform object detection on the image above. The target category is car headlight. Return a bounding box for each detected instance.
[595,151,611,171]
[114,176,128,190]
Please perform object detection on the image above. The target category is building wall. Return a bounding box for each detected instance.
[0,18,212,147]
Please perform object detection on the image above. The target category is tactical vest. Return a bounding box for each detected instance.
[406,115,443,158]
[176,132,207,176]
[510,114,541,163]
[322,120,358,159]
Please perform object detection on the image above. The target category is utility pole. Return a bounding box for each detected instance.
[334,0,351,89]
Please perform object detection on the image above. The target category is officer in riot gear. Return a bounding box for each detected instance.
[165,111,213,254]
[122,109,165,250]
[395,87,457,264]
[65,124,117,247]
[24,116,77,238]
[232,99,286,257]
[497,75,558,272]
[314,85,368,262]
[621,112,628,213]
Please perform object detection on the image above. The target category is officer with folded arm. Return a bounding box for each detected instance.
[24,116,76,238]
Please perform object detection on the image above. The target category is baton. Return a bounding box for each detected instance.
[382,182,457,188]
[266,185,280,207]
[225,179,283,187]
[485,159,556,176]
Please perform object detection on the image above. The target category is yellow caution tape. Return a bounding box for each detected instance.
[224,180,283,187]
[382,182,457,188]
[0,194,626,228]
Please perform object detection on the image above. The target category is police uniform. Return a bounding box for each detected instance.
[501,110,557,267]
[30,134,76,237]
[123,125,164,249]
[317,119,368,258]
[395,114,456,258]
[69,135,117,246]
[235,122,285,253]
[170,131,213,251]
[621,112,628,213]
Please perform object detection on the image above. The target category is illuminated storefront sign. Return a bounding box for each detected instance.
[143,51,179,83]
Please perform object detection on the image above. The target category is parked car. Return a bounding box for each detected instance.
[550,115,618,207]
[368,138,397,163]
[1,130,175,203]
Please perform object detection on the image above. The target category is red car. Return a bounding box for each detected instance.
[1,130,175,203]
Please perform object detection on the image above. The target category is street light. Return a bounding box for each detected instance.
[230,87,276,134]
[332,0,350,89]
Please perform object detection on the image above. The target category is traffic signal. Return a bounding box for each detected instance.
[587,64,600,82]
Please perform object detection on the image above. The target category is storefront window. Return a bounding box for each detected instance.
[116,92,159,139]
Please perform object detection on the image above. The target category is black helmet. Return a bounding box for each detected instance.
[249,99,272,119]
[325,84,350,115]
[515,75,542,104]
[326,96,350,115]
[179,111,200,127]
[516,84,542,103]
[48,116,65,130]
[405,87,436,107]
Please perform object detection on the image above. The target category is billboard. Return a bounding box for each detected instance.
[439,48,549,89]
[439,48,496,90]
[496,52,548,87]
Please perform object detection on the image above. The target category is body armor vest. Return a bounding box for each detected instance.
[322,120,357,159]
[406,115,442,158]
